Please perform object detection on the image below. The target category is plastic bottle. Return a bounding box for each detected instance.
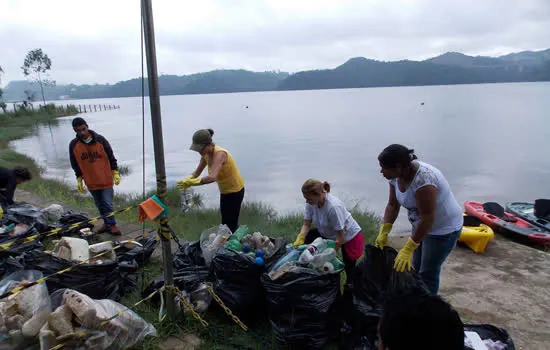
[270,249,302,272]
[0,224,15,234]
[225,225,248,251]
[298,237,327,263]
[231,226,249,241]
[311,248,336,267]
[319,262,335,274]
[180,190,191,213]
[211,234,227,248]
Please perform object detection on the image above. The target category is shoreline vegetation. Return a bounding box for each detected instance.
[0,106,379,349]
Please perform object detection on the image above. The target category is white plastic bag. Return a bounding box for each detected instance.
[40,289,157,350]
[0,270,52,349]
[41,204,64,222]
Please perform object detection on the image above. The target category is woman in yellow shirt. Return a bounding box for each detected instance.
[177,129,245,232]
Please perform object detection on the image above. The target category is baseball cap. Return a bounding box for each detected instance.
[189,129,213,152]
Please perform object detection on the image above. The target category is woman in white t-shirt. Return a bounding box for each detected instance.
[293,179,365,283]
[375,144,463,294]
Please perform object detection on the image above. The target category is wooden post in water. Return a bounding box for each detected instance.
[84,105,87,113]
[78,105,82,113]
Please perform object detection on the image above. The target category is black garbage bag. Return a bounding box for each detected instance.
[119,259,140,296]
[350,245,427,333]
[0,225,44,257]
[210,239,287,320]
[173,241,206,270]
[117,236,158,267]
[143,240,210,300]
[464,324,515,350]
[142,267,211,300]
[0,255,25,278]
[50,211,94,235]
[2,203,49,232]
[21,249,122,300]
[261,271,342,350]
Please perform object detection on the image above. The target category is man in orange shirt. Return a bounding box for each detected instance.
[69,117,121,235]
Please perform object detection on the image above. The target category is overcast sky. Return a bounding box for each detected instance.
[1,0,549,86]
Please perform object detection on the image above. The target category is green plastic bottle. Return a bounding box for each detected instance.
[225,225,249,251]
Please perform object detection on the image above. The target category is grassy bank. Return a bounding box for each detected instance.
[1,108,380,349]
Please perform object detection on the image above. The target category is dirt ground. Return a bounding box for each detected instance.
[14,190,550,349]
[389,233,550,350]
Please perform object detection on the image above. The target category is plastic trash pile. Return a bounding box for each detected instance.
[0,271,51,341]
[40,289,156,350]
[50,237,145,265]
[201,225,278,266]
[224,226,276,265]
[261,237,344,350]
[267,237,341,280]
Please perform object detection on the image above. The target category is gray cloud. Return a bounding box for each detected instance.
[1,0,549,86]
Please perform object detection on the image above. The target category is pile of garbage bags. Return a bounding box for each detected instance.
[0,270,156,350]
[19,236,157,301]
[209,225,287,319]
[261,237,345,349]
[0,202,158,300]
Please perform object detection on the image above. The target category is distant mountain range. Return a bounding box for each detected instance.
[2,49,549,101]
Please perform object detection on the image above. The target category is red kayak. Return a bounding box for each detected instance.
[464,201,550,246]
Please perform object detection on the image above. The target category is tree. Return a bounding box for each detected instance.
[21,49,54,105]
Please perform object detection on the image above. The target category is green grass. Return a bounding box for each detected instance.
[1,107,380,349]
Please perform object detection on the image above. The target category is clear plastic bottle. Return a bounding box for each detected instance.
[211,234,227,248]
[180,190,191,213]
[270,249,302,271]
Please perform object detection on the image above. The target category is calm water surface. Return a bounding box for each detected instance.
[11,82,550,232]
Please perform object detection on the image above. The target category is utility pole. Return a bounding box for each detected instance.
[141,0,177,320]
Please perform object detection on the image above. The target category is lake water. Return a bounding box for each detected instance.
[11,83,550,232]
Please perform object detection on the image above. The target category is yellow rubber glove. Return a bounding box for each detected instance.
[293,233,306,247]
[375,223,393,249]
[112,170,121,185]
[176,175,193,190]
[177,175,201,190]
[76,177,86,193]
[393,237,420,272]
[0,206,3,220]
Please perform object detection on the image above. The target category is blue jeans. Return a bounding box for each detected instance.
[90,188,116,227]
[412,229,460,294]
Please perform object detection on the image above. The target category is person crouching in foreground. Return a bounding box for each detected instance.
[293,179,364,284]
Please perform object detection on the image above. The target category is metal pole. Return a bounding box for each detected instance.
[141,0,176,320]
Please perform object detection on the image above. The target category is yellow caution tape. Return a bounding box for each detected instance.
[0,205,138,252]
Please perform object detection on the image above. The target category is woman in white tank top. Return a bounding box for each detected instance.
[374,144,463,294]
